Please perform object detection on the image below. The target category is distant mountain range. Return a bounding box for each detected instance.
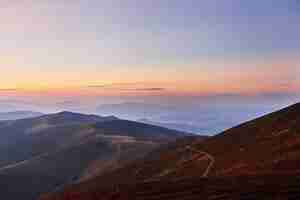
[0,111,188,200]
[138,118,203,134]
[96,101,287,135]
[41,102,300,200]
[96,102,216,134]
[0,111,44,121]
[96,102,175,120]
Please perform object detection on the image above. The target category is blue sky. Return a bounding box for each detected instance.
[0,0,299,97]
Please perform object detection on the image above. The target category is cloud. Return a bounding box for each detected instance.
[87,83,140,89]
[0,88,18,92]
[86,83,166,92]
[55,100,78,107]
[126,88,166,91]
[87,85,108,88]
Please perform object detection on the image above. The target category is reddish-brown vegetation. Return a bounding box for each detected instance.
[40,103,300,200]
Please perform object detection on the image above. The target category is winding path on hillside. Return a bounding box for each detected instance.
[145,145,215,182]
[185,145,215,177]
[0,153,49,172]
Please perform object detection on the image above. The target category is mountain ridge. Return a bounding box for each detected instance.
[40,102,300,200]
[0,110,44,121]
[0,111,189,200]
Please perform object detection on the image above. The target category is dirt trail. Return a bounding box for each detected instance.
[145,145,215,182]
[185,145,215,177]
[0,153,49,172]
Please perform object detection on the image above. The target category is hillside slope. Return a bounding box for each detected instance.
[41,174,300,200]
[41,103,300,200]
[101,102,300,180]
[0,111,117,167]
[0,112,187,200]
[194,102,300,176]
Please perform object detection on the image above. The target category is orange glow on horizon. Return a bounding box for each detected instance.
[1,55,298,97]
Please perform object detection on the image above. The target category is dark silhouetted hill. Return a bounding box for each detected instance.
[0,112,186,200]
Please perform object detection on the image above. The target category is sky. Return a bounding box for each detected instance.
[0,0,299,98]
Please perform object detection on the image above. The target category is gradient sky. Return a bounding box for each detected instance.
[1,0,299,98]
